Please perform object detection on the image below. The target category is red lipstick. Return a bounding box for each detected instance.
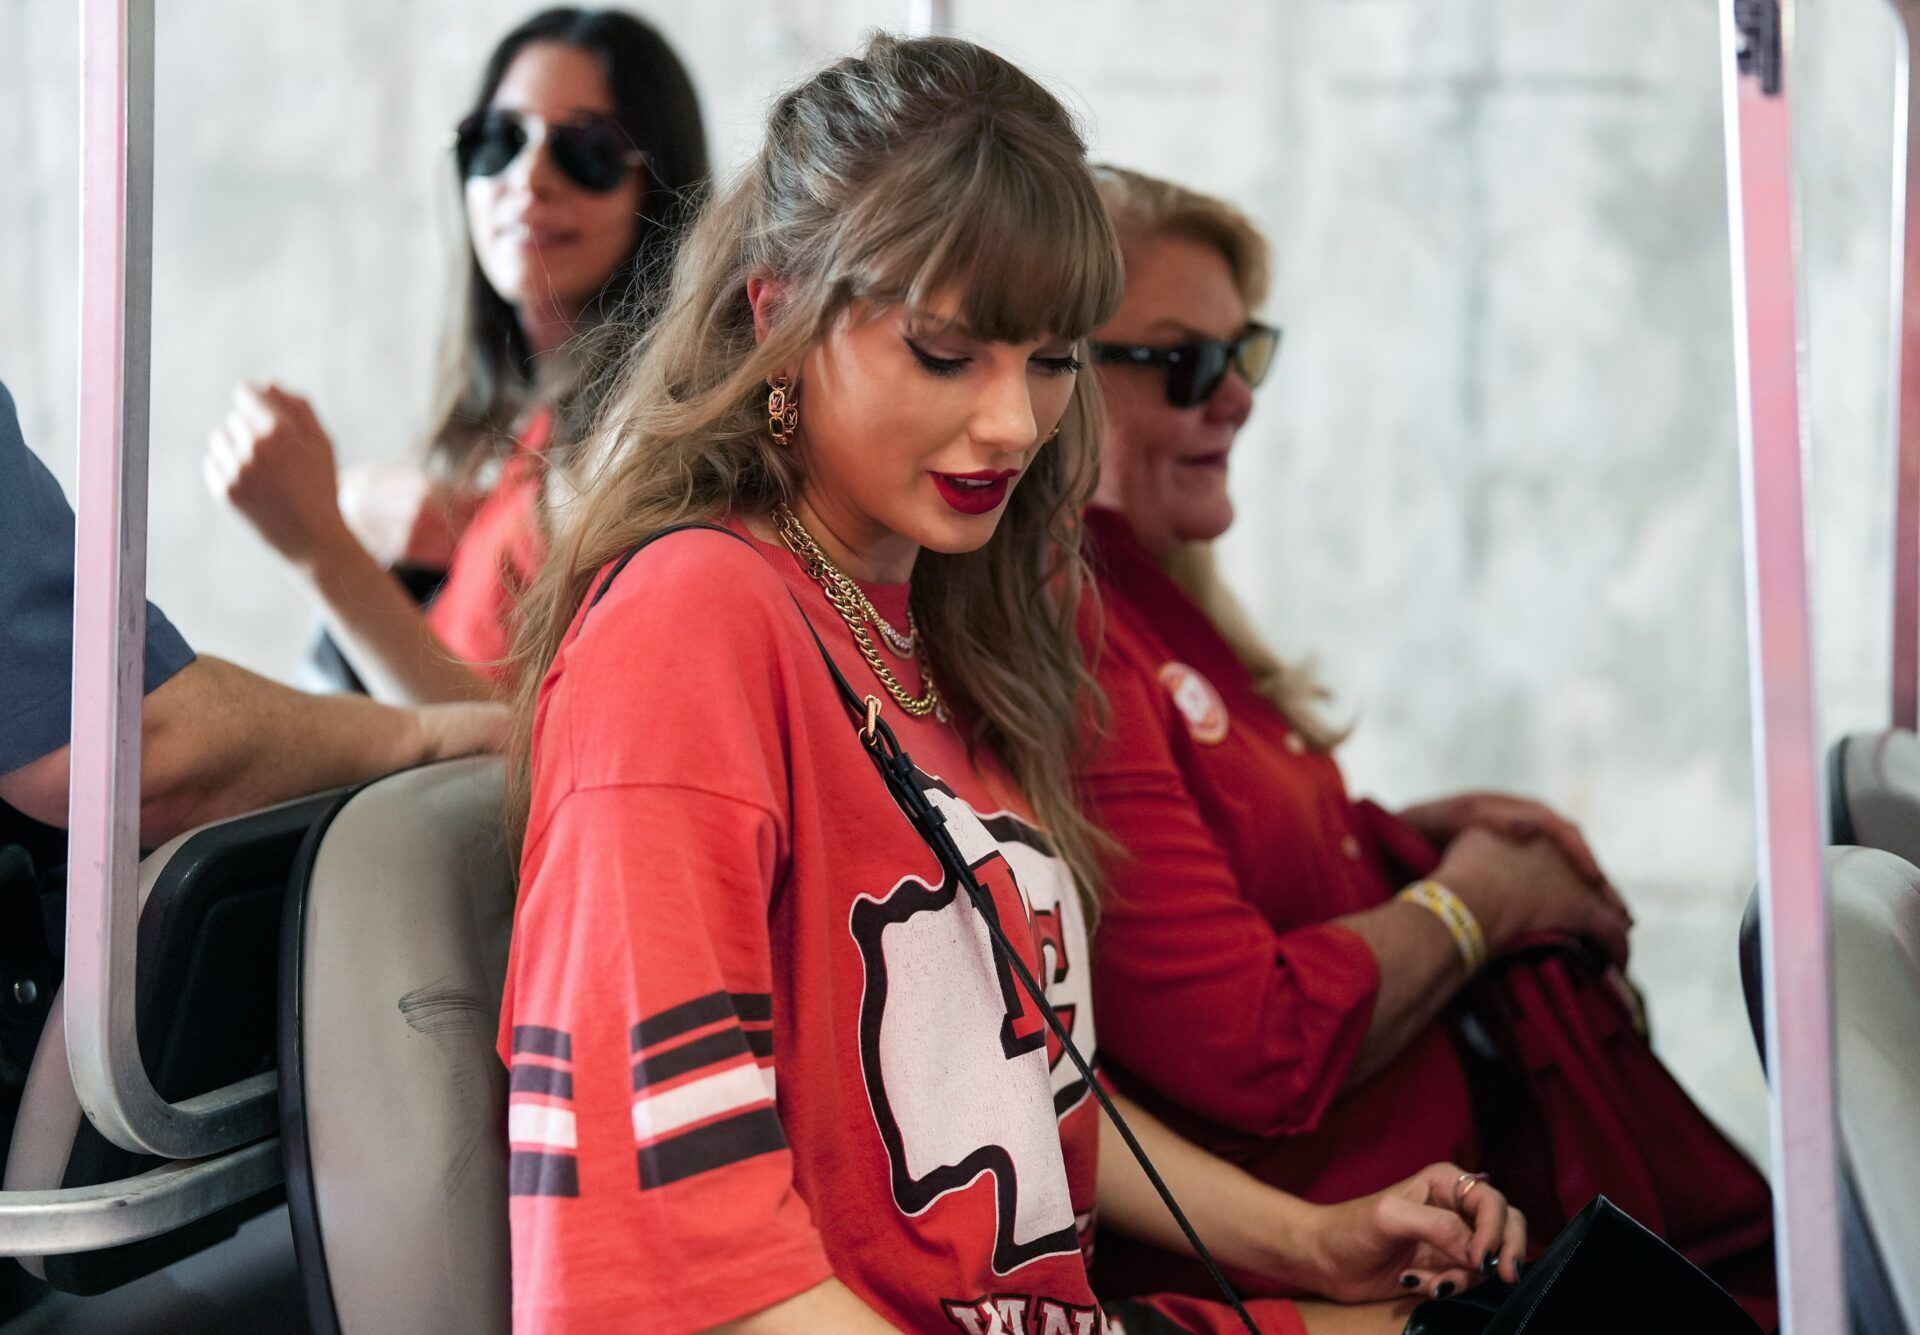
[930,469,1018,516]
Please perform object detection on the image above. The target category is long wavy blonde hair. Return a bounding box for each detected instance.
[1093,165,1346,751]
[506,34,1125,906]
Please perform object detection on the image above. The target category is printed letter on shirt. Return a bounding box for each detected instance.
[944,1295,1103,1335]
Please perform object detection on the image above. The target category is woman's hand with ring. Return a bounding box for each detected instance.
[1297,1161,1525,1302]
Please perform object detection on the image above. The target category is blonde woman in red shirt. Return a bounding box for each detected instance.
[1077,167,1638,1303]
[495,36,1521,1335]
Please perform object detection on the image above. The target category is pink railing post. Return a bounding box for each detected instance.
[1889,2,1920,732]
[64,0,275,1160]
[1719,2,1847,1329]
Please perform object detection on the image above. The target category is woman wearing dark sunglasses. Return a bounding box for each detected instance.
[1076,167,1645,1304]
[204,9,708,703]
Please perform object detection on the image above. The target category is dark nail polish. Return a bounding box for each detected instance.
[1435,1281,1457,1299]
[1399,1274,1420,1290]
[1484,1252,1500,1274]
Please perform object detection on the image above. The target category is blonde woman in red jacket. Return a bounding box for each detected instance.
[1080,167,1635,1304]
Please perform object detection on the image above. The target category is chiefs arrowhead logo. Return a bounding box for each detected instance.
[1158,662,1229,744]
[849,769,1095,1276]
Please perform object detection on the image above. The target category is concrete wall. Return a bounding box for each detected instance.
[2,0,1904,1166]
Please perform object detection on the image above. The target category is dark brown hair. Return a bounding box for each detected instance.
[428,8,709,483]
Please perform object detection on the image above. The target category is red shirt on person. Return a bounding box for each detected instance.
[498,521,1306,1335]
[1079,506,1477,1300]
[423,407,555,678]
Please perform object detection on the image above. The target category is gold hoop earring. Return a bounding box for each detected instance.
[768,375,799,446]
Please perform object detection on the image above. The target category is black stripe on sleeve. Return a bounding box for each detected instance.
[629,992,774,1050]
[744,1028,774,1058]
[630,992,736,1050]
[631,1027,751,1091]
[508,1151,580,1198]
[729,992,773,1022]
[510,1064,575,1100]
[511,1025,572,1060]
[636,1107,787,1190]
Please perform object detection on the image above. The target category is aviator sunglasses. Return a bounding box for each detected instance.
[454,109,646,194]
[1089,322,1283,409]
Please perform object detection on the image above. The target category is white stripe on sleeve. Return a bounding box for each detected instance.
[508,1102,579,1151]
[631,1062,776,1143]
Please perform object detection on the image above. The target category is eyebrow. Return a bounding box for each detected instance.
[901,313,984,342]
[902,314,1076,350]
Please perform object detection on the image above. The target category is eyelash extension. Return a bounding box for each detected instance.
[904,338,1081,378]
[904,338,968,377]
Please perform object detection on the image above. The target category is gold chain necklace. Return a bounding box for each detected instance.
[772,503,947,719]
[819,558,916,656]
[868,604,917,657]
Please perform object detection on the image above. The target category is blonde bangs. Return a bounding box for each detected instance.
[838,118,1124,345]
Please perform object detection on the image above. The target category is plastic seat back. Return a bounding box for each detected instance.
[1739,846,1920,1333]
[1830,729,1920,865]
[3,790,343,1294]
[278,758,513,1335]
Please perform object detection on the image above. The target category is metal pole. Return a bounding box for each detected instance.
[0,1142,282,1257]
[1719,2,1847,1328]
[1888,1,1920,731]
[64,0,275,1160]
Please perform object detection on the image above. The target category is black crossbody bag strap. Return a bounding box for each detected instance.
[591,524,1261,1334]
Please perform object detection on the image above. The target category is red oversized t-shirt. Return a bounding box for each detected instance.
[498,522,1305,1334]
[1079,507,1477,1299]
[424,407,554,678]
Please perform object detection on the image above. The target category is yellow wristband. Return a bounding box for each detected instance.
[1396,880,1488,975]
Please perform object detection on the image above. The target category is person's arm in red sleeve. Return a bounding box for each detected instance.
[509,785,865,1334]
[503,536,890,1334]
[1084,643,1461,1136]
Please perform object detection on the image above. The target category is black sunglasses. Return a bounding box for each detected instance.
[1089,322,1283,408]
[454,110,646,195]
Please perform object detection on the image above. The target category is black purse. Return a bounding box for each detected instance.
[1404,1196,1768,1335]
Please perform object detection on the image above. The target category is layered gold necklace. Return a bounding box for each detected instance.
[773,503,947,720]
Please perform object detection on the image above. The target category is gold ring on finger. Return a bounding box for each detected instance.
[1455,1171,1491,1208]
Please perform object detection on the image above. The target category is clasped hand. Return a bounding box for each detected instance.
[1296,1162,1525,1303]
[1403,791,1633,966]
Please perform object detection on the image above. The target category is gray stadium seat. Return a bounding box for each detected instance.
[1829,729,1920,865]
[278,757,514,1335]
[3,789,343,1298]
[1739,846,1920,1334]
